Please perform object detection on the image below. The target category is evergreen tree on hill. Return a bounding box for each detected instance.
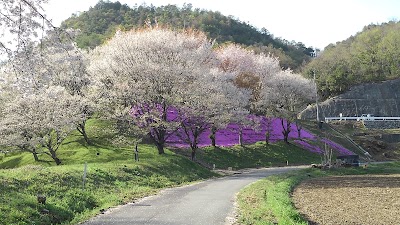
[61,0,312,71]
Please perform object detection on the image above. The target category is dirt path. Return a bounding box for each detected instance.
[292,174,400,225]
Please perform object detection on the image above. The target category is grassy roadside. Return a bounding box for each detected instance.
[0,148,217,225]
[176,141,321,170]
[0,119,218,225]
[0,118,324,225]
[236,162,400,225]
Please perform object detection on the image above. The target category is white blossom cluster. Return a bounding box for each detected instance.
[0,27,315,163]
[0,29,91,165]
[1,0,53,60]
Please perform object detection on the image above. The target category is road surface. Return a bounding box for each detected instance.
[82,166,306,225]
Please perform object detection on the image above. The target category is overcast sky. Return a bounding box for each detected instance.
[44,0,400,49]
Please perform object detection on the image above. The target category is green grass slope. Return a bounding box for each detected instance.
[188,141,321,170]
[0,118,327,225]
[0,119,217,225]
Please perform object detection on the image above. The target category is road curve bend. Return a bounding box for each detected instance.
[82,166,306,225]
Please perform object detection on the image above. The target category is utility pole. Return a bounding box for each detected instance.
[311,48,320,125]
[314,70,320,123]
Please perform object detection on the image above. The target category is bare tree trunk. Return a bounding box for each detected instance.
[20,145,39,161]
[265,118,272,146]
[191,148,196,161]
[191,141,198,161]
[295,120,302,139]
[239,127,244,146]
[210,126,216,147]
[49,149,61,165]
[191,127,200,161]
[148,126,166,155]
[155,141,165,155]
[32,151,39,161]
[265,131,270,145]
[153,101,168,155]
[281,119,291,144]
[77,122,90,145]
[44,141,62,165]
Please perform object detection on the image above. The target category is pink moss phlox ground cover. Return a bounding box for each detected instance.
[321,138,354,155]
[132,105,354,155]
[292,140,324,154]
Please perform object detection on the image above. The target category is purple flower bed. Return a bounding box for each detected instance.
[293,140,323,154]
[322,138,354,156]
[132,105,354,155]
[167,114,354,155]
[166,117,310,147]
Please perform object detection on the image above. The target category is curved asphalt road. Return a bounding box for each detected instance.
[82,166,306,225]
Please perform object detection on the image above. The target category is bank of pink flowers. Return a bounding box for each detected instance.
[163,110,353,156]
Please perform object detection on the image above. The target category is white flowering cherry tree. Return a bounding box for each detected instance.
[39,31,94,144]
[259,70,315,143]
[0,29,92,163]
[216,44,281,113]
[1,0,55,60]
[0,86,82,165]
[216,44,281,145]
[176,68,250,160]
[89,28,220,154]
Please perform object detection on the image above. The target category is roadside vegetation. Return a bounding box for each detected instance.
[189,141,321,169]
[0,119,217,225]
[236,162,400,225]
[0,157,215,225]
[0,117,325,225]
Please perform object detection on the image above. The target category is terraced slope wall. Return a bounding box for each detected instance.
[299,79,400,119]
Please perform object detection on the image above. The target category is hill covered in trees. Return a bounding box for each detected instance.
[302,21,400,99]
[60,0,313,70]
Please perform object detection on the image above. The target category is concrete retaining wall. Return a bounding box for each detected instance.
[299,79,400,119]
[363,121,400,129]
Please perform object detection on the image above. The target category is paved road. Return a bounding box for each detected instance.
[82,166,306,225]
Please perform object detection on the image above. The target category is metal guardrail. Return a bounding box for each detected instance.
[325,117,400,122]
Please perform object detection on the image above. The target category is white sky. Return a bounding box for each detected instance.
[44,0,400,49]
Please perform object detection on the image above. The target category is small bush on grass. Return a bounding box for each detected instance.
[63,190,98,213]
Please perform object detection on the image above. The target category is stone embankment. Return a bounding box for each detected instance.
[363,121,400,129]
[299,78,400,119]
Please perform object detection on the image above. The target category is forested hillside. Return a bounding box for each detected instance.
[303,21,400,99]
[61,0,313,70]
